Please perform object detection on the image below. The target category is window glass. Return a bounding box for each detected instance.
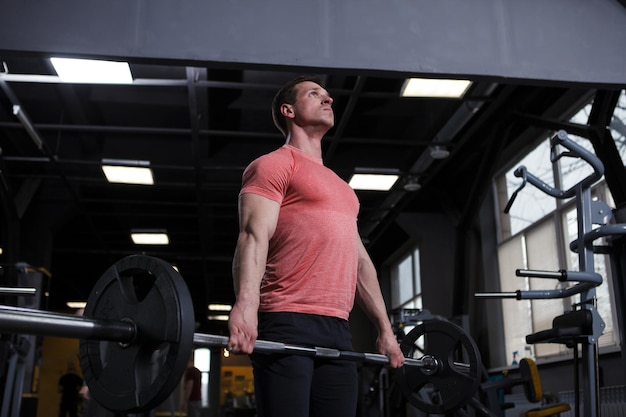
[504,140,556,236]
[526,220,567,357]
[609,90,626,164]
[390,247,422,311]
[498,236,532,363]
[557,135,596,192]
[413,249,421,295]
[392,256,414,308]
[194,348,211,407]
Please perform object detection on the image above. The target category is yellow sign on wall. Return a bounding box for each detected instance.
[220,366,254,407]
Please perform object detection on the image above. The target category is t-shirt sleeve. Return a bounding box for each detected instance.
[240,151,293,204]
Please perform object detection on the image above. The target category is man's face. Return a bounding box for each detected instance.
[290,81,334,129]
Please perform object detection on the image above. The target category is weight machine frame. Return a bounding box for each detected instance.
[476,129,621,417]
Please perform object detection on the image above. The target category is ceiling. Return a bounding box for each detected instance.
[0,53,596,333]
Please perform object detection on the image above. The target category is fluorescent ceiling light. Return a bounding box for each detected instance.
[349,174,399,191]
[66,301,87,309]
[208,304,233,311]
[207,314,230,321]
[131,230,169,245]
[401,78,472,98]
[50,57,133,84]
[102,159,154,185]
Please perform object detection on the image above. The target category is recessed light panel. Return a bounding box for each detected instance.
[349,174,399,191]
[102,165,154,185]
[401,78,471,98]
[50,57,133,84]
[131,231,169,245]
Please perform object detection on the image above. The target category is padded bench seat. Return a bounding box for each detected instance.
[525,310,593,346]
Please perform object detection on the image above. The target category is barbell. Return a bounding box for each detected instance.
[0,255,482,414]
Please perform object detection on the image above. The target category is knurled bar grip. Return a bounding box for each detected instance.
[193,333,429,369]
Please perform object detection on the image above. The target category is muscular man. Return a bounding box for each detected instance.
[228,75,404,417]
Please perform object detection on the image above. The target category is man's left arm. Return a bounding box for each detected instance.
[354,236,405,368]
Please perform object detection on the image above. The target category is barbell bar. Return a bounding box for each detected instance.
[0,306,436,369]
[0,255,481,414]
[192,333,435,369]
[0,286,36,296]
[0,305,135,341]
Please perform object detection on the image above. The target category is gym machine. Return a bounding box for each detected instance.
[477,129,619,417]
[385,310,570,417]
[0,337,30,417]
[0,274,38,417]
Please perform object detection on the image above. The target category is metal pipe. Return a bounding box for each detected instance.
[0,305,451,372]
[474,292,519,299]
[193,333,431,369]
[0,306,135,342]
[12,105,44,150]
[0,287,36,296]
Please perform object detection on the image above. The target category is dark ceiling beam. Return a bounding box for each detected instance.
[0,121,434,147]
[512,112,592,139]
[0,121,283,139]
[51,246,232,262]
[0,73,283,90]
[3,173,242,192]
[80,198,232,208]
[587,90,626,205]
[0,73,376,99]
[84,212,235,220]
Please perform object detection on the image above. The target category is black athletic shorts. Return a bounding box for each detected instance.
[251,312,359,417]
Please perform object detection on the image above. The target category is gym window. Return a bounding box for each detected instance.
[390,246,422,311]
[194,348,211,408]
[494,90,626,364]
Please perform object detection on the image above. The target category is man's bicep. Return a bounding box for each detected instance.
[238,193,280,239]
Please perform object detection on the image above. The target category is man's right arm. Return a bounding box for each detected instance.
[228,192,280,354]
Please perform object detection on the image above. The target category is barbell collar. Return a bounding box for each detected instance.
[0,305,135,342]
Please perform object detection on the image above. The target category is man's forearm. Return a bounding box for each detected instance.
[232,234,266,304]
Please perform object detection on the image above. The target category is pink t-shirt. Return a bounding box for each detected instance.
[240,144,360,320]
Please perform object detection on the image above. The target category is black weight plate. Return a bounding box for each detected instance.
[396,319,481,414]
[79,255,195,413]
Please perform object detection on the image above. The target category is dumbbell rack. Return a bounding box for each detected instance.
[476,130,615,417]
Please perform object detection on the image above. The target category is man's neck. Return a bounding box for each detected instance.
[284,130,325,159]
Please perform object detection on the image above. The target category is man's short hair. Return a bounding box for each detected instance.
[271,75,325,137]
